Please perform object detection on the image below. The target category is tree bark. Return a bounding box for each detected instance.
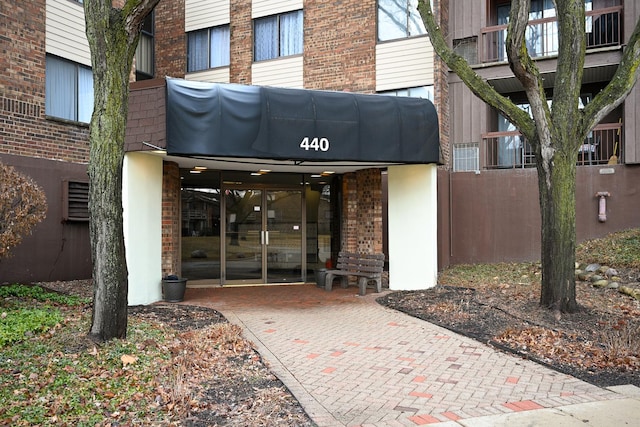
[84,0,159,341]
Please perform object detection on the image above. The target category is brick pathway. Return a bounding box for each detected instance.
[184,285,622,426]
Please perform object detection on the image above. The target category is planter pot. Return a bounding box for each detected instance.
[162,278,187,302]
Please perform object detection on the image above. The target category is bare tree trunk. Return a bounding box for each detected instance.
[536,138,578,313]
[85,2,134,341]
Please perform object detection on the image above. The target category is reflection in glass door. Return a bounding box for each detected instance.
[266,189,302,283]
[224,188,303,284]
[224,189,263,282]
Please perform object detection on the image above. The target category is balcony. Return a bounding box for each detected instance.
[482,123,623,169]
[480,6,623,63]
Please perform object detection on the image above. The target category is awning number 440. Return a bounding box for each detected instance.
[300,137,329,152]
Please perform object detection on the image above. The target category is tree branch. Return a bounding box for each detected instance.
[417,0,535,139]
[583,13,640,133]
[121,0,161,42]
[505,0,551,145]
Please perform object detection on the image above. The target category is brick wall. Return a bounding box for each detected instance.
[0,0,90,163]
[154,0,186,78]
[356,169,383,253]
[303,0,377,92]
[161,161,181,277]
[230,0,253,84]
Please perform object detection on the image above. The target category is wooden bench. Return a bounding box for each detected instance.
[324,252,385,296]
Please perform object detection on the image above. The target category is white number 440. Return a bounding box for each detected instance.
[300,137,329,152]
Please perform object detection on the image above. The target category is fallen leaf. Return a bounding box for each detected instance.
[121,354,138,366]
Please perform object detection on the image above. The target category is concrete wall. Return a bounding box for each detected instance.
[387,164,438,290]
[123,152,163,305]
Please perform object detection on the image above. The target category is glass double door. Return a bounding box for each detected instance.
[224,187,303,284]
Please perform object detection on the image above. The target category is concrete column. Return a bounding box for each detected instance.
[123,152,163,305]
[387,164,438,290]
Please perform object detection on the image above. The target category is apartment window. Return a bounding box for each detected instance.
[377,0,427,42]
[45,55,93,123]
[496,0,592,60]
[187,25,230,72]
[254,10,303,61]
[379,86,434,101]
[135,12,154,79]
[453,143,480,172]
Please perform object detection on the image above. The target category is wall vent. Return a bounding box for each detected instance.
[453,143,480,172]
[62,180,89,222]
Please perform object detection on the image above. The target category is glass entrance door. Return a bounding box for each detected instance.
[266,189,302,283]
[223,188,303,284]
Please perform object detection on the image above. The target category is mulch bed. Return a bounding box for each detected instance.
[377,278,640,388]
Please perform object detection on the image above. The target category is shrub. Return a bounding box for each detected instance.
[0,160,47,259]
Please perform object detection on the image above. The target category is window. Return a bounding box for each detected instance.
[187,25,230,72]
[254,10,303,61]
[379,86,434,101]
[496,0,592,60]
[135,12,154,79]
[377,0,427,41]
[453,143,480,172]
[45,55,93,123]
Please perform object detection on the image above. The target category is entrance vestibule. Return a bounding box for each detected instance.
[180,170,334,286]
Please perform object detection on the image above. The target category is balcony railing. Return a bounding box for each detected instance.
[480,6,622,63]
[482,123,623,169]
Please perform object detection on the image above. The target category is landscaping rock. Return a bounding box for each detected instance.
[585,263,600,272]
[605,268,619,277]
[593,279,609,288]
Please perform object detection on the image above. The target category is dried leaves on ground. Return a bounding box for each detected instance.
[378,264,640,388]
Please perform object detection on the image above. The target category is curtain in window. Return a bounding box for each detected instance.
[210,26,230,67]
[280,11,303,56]
[255,16,278,61]
[46,56,75,121]
[135,34,154,75]
[188,30,209,71]
[77,66,94,124]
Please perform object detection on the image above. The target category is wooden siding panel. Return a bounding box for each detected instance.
[376,37,434,92]
[252,56,303,88]
[45,0,90,66]
[252,0,303,18]
[185,0,230,32]
[185,67,231,83]
[624,85,639,163]
[451,0,486,41]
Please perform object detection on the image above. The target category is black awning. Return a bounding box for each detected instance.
[166,78,440,164]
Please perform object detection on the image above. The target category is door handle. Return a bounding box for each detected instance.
[265,230,269,245]
[261,231,269,245]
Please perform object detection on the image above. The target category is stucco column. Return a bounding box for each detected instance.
[387,164,438,290]
[123,152,163,305]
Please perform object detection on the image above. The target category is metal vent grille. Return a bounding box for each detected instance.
[63,180,89,222]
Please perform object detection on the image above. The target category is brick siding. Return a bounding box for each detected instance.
[161,161,181,277]
[303,0,377,92]
[154,0,186,78]
[230,0,253,84]
[0,0,90,163]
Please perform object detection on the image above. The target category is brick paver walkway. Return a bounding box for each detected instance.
[184,285,622,426]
